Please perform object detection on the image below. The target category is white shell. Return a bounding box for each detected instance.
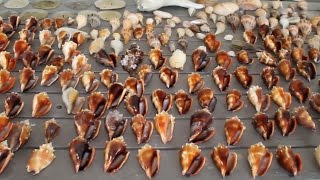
[227,51,236,57]
[155,16,162,25]
[177,28,186,38]
[280,17,289,29]
[196,33,206,40]
[90,29,98,40]
[185,28,194,37]
[224,34,234,41]
[200,24,210,32]
[110,18,121,32]
[89,37,105,55]
[210,13,217,23]
[153,10,172,19]
[188,7,196,16]
[62,41,78,62]
[288,16,300,24]
[137,0,204,12]
[205,6,214,14]
[76,14,87,29]
[215,22,226,35]
[169,49,186,70]
[171,16,181,24]
[213,2,239,16]
[111,33,123,56]
[272,0,283,10]
[269,17,279,29]
[94,0,126,10]
[167,19,176,28]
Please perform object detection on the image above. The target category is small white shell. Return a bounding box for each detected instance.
[182,21,191,28]
[90,29,98,39]
[185,28,194,37]
[224,34,234,41]
[215,22,226,35]
[146,18,154,25]
[205,6,214,14]
[200,24,210,32]
[177,28,186,38]
[155,16,162,25]
[280,17,289,29]
[210,13,217,23]
[110,33,123,56]
[153,10,172,19]
[76,14,87,29]
[195,11,207,20]
[188,7,196,17]
[110,18,121,32]
[169,49,186,70]
[272,0,283,10]
[89,37,105,55]
[288,16,300,24]
[190,19,207,25]
[167,19,176,28]
[196,33,206,40]
[227,51,236,57]
[269,17,279,29]
[171,16,181,24]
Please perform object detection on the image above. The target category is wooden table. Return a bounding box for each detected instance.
[1,0,320,179]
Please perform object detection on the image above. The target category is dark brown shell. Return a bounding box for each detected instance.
[0,115,13,143]
[293,106,316,130]
[203,33,221,52]
[72,32,86,46]
[54,18,65,29]
[151,89,173,113]
[9,15,20,30]
[289,79,310,103]
[174,90,192,115]
[224,116,246,145]
[0,69,15,93]
[131,114,153,144]
[264,35,280,53]
[105,110,128,140]
[37,45,54,65]
[248,142,273,178]
[212,66,231,91]
[243,30,257,44]
[216,51,232,70]
[0,141,14,174]
[274,108,297,136]
[137,144,160,179]
[178,37,188,50]
[192,46,210,71]
[138,64,153,86]
[187,72,205,93]
[179,143,206,176]
[276,146,303,176]
[59,69,79,91]
[104,136,130,173]
[44,119,60,143]
[19,67,38,92]
[20,50,39,69]
[41,65,59,87]
[297,60,316,82]
[189,109,215,144]
[271,86,292,110]
[309,48,320,63]
[309,93,320,113]
[237,50,253,64]
[1,23,15,38]
[88,92,107,119]
[32,92,52,118]
[68,136,95,173]
[257,51,277,67]
[261,66,280,89]
[74,109,101,141]
[211,144,238,177]
[0,33,10,51]
[278,59,296,81]
[124,77,144,97]
[25,17,38,32]
[159,66,178,88]
[198,88,217,112]
[252,113,275,140]
[258,24,269,39]
[226,89,244,112]
[234,65,253,89]
[125,94,148,116]
[93,49,117,68]
[271,27,283,39]
[49,56,64,72]
[7,119,31,152]
[106,83,127,109]
[100,69,119,89]
[149,48,166,69]
[4,92,24,118]
[133,25,145,40]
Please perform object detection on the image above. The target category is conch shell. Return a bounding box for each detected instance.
[100,69,119,89]
[124,77,144,97]
[261,67,279,89]
[224,116,246,145]
[198,88,217,112]
[274,108,297,136]
[211,144,238,177]
[0,69,15,93]
[4,93,24,118]
[105,110,128,140]
[137,144,160,179]
[26,143,55,175]
[106,83,127,109]
[256,51,277,67]
[169,49,186,70]
[203,33,221,52]
[271,86,292,110]
[289,79,310,103]
[154,111,175,144]
[125,94,148,116]
[192,46,210,71]
[59,69,79,91]
[252,113,275,140]
[216,50,232,70]
[234,65,253,89]
[131,114,154,144]
[189,109,215,144]
[276,146,303,176]
[226,89,244,112]
[0,141,14,174]
[187,72,205,94]
[293,106,316,130]
[0,33,10,51]
[248,142,273,178]
[297,60,316,82]
[62,87,84,115]
[151,89,173,113]
[149,48,166,70]
[159,66,178,88]
[7,120,31,152]
[212,66,231,91]
[74,109,101,141]
[174,90,192,115]
[138,64,153,86]
[44,119,60,143]
[32,92,52,118]
[81,71,100,93]
[278,59,296,81]
[0,51,16,71]
[179,143,206,176]
[62,41,78,63]
[310,93,320,113]
[41,65,59,87]
[0,115,13,142]
[88,92,107,119]
[237,50,253,64]
[247,86,270,112]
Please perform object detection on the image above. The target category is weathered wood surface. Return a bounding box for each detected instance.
[1,0,320,179]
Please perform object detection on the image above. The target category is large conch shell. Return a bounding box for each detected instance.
[211,144,238,177]
[131,114,153,144]
[7,120,31,152]
[154,111,175,144]
[62,87,84,115]
[189,109,215,144]
[0,69,15,93]
[136,0,204,11]
[276,146,302,176]
[248,142,273,178]
[137,144,160,179]
[179,143,206,176]
[26,143,55,175]
[0,115,13,143]
[4,93,24,118]
[105,110,128,140]
[32,92,52,118]
[74,109,101,141]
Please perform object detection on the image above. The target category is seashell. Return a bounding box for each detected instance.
[234,66,253,89]
[167,41,176,53]
[256,51,277,67]
[310,93,320,113]
[216,51,232,70]
[269,17,278,30]
[297,0,308,11]
[228,51,236,58]
[24,17,39,33]
[76,14,87,30]
[280,36,292,51]
[145,18,155,33]
[292,36,304,48]
[138,64,152,86]
[0,51,15,71]
[40,65,59,87]
[227,13,240,32]
[247,85,271,112]
[248,142,273,178]
[90,29,98,40]
[212,2,239,16]
[39,31,55,48]
[40,18,52,30]
[0,69,15,93]
[37,45,54,65]
[68,136,95,173]
[154,111,175,144]
[151,89,173,113]
[147,49,165,70]
[62,87,84,115]
[124,77,144,97]
[81,71,99,93]
[261,67,279,89]
[203,33,221,52]
[189,109,215,144]
[276,146,303,176]
[106,83,127,109]
[146,32,161,49]
[87,92,107,119]
[105,110,127,141]
[87,15,100,28]
[271,86,292,110]
[226,90,244,112]
[298,19,312,38]
[237,0,262,10]
[26,143,55,175]
[171,16,181,24]
[178,37,188,50]
[88,37,104,56]
[241,15,256,31]
[110,33,123,57]
[187,73,205,94]
[291,47,306,63]
[53,18,65,29]
[93,50,117,69]
[153,10,172,19]
[4,93,24,118]
[120,43,144,75]
[279,17,289,29]
[211,144,238,177]
[32,92,52,118]
[308,48,320,63]
[159,32,170,46]
[237,50,253,64]
[18,29,35,44]
[0,115,13,142]
[4,0,29,8]
[137,144,160,179]
[159,66,178,88]
[278,49,289,59]
[209,13,217,24]
[108,18,121,33]
[125,94,148,116]
[289,79,310,103]
[174,90,192,115]
[179,143,206,176]
[133,24,145,41]
[94,0,125,10]
[258,24,269,39]
[243,31,257,44]
[13,39,29,59]
[224,116,245,145]
[293,106,315,130]
[59,69,79,91]
[212,66,231,92]
[168,49,186,70]
[255,8,267,17]
[74,109,101,141]
[224,34,234,41]
[197,88,216,112]
[100,69,118,89]
[72,32,87,47]
[274,107,297,136]
[252,113,275,140]
[192,46,210,71]
[19,67,38,92]
[121,27,133,45]
[62,41,78,63]
[188,8,196,17]
[277,59,295,81]
[297,60,316,82]
[56,30,68,49]
[131,115,153,144]
[6,119,31,152]
[263,35,280,53]
[215,22,226,35]
[44,119,60,143]
[72,54,91,76]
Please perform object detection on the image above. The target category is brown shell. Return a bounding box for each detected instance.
[271,86,292,110]
[1,23,15,38]
[248,142,273,178]
[276,146,303,176]
[309,48,320,63]
[278,59,296,81]
[100,69,119,89]
[258,24,269,39]
[74,109,101,141]
[81,71,100,93]
[281,36,292,51]
[149,48,166,69]
[44,119,60,143]
[138,64,153,86]
[234,65,253,89]
[271,28,283,39]
[32,92,52,118]
[88,92,107,119]
[203,33,221,52]
[0,115,13,142]
[72,32,86,46]
[252,113,275,140]
[19,67,38,92]
[192,47,210,71]
[41,65,59,86]
[106,83,127,109]
[189,109,215,144]
[179,143,206,176]
[0,69,15,93]
[13,39,29,59]
[159,66,178,88]
[154,111,175,144]
[264,35,280,53]
[174,90,192,115]
[7,120,31,152]
[50,56,65,72]
[0,51,16,71]
[291,47,307,62]
[133,25,145,40]
[237,50,253,64]
[4,92,24,118]
[40,18,53,30]
[0,33,10,51]
[104,136,130,173]
[261,66,280,89]
[187,72,205,93]
[62,87,84,115]
[243,30,257,44]
[125,94,148,116]
[0,141,14,174]
[178,37,188,50]
[293,106,316,130]
[20,50,39,68]
[257,51,277,67]
[9,15,20,30]
[226,89,244,112]
[19,29,35,44]
[137,144,160,179]
[124,77,144,97]
[54,18,65,29]
[25,17,38,32]
[309,93,320,113]
[289,79,310,103]
[131,114,154,144]
[216,51,232,70]
[105,110,128,140]
[297,60,316,82]
[68,136,95,173]
[38,45,54,65]
[212,66,231,91]
[93,49,117,68]
[159,33,169,46]
[211,144,238,177]
[59,69,79,91]
[247,86,271,112]
[57,30,68,49]
[274,108,297,136]
[198,88,217,112]
[224,116,246,145]
[151,89,173,113]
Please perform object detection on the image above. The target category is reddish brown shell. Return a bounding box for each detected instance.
[4,92,24,118]
[93,49,117,68]
[297,60,316,82]
[211,144,238,177]
[7,120,31,152]
[19,29,35,44]
[154,111,175,144]
[226,89,244,112]
[1,23,15,38]
[0,69,15,93]
[125,94,148,116]
[49,56,65,72]
[174,90,192,115]
[234,65,253,89]
[59,69,79,91]
[212,66,231,91]
[13,39,29,59]
[0,51,16,71]
[243,30,257,44]
[131,114,153,144]
[133,25,145,40]
[179,143,206,176]
[291,47,307,62]
[9,15,20,30]
[289,79,310,103]
[276,146,303,176]
[87,92,107,119]
[247,86,271,112]
[0,115,13,142]
[138,64,153,86]
[106,83,127,109]
[72,32,86,46]
[100,69,119,89]
[189,109,215,144]
[293,106,316,130]
[0,33,10,51]
[203,33,221,52]
[274,108,297,136]
[237,50,253,64]
[38,45,54,65]
[159,66,178,88]
[248,142,273,178]
[252,113,275,140]
[137,144,160,179]
[54,18,65,29]
[0,141,14,174]
[198,88,217,112]
[216,51,232,70]
[25,17,38,32]
[44,119,60,143]
[20,50,39,69]
[261,67,280,89]
[264,35,280,53]
[224,116,246,145]
[278,59,296,81]
[258,24,269,39]
[309,93,320,113]
[192,46,210,71]
[149,48,166,69]
[41,65,59,87]
[81,71,100,93]
[40,18,53,30]
[281,36,292,51]
[19,67,38,92]
[271,86,292,110]
[309,48,320,63]
[105,110,128,140]
[124,77,144,97]
[74,109,101,141]
[32,92,52,118]
[187,72,205,93]
[257,51,277,67]
[151,89,173,113]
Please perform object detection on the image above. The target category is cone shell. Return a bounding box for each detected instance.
[131,114,153,144]
[211,144,238,177]
[179,143,206,176]
[189,109,215,144]
[105,110,128,140]
[137,144,160,179]
[276,146,303,176]
[224,116,246,145]
[26,143,55,175]
[154,111,175,144]
[274,108,297,136]
[174,90,192,115]
[248,142,273,178]
[252,113,275,140]
[32,92,52,118]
